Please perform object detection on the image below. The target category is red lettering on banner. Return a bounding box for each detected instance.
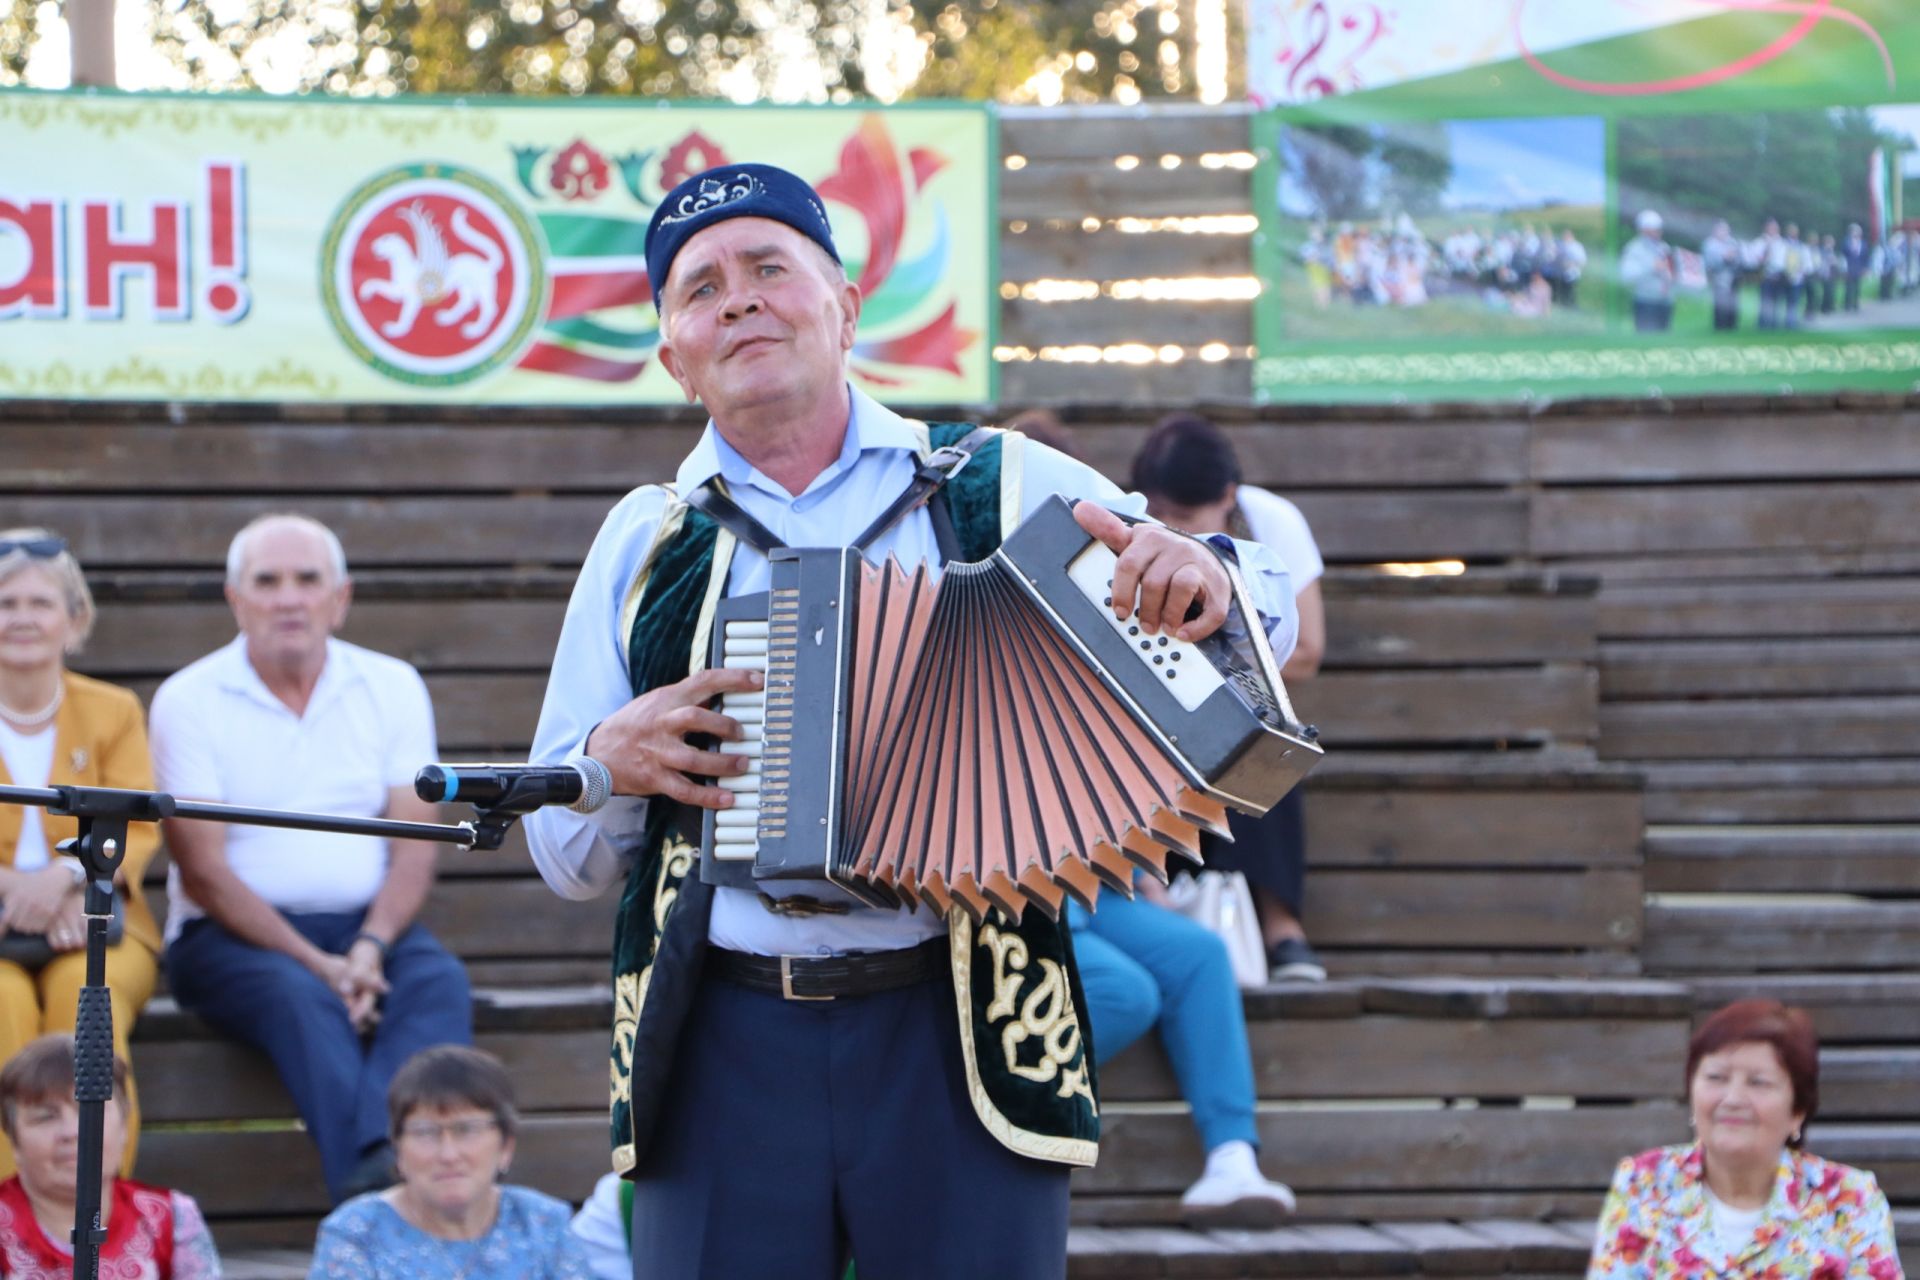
[202,160,251,323]
[0,199,64,319]
[82,200,190,321]
[5,164,248,325]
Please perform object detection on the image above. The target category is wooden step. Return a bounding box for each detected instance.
[1645,900,1920,974]
[1598,576,1920,641]
[1602,637,1920,700]
[1821,1048,1920,1120]
[1643,759,1920,825]
[1686,973,1920,1043]
[1645,825,1920,894]
[221,1218,1602,1280]
[1076,1105,1688,1199]
[138,978,1693,1123]
[1065,1219,1596,1278]
[1600,696,1920,762]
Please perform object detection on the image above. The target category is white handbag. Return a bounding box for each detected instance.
[1163,870,1268,989]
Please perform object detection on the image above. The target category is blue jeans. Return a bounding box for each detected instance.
[167,910,473,1202]
[1068,893,1258,1152]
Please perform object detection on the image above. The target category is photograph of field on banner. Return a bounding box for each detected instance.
[1267,115,1606,342]
[1615,103,1920,336]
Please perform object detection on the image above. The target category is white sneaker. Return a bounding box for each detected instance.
[1179,1140,1297,1228]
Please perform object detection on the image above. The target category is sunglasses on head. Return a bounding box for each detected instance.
[0,537,67,559]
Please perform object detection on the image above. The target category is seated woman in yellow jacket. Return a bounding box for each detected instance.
[0,529,161,1177]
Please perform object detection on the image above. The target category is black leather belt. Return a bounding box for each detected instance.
[706,936,950,1001]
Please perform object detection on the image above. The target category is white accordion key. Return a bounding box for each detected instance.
[714,619,770,860]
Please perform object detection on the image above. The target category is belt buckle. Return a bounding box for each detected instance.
[759,892,850,919]
[780,955,834,1002]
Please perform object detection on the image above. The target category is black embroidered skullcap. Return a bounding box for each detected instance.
[646,163,841,310]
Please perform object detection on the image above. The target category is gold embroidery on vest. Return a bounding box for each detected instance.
[654,838,696,931]
[982,923,1029,1023]
[610,972,640,1105]
[981,923,1096,1108]
[613,837,698,1110]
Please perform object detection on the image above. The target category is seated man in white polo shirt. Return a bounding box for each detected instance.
[149,513,472,1203]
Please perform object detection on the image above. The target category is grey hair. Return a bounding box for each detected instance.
[225,513,349,586]
[0,527,95,652]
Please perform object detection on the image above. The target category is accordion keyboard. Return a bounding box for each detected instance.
[711,618,769,861]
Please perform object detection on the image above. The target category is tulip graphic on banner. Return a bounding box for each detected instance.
[507,116,976,388]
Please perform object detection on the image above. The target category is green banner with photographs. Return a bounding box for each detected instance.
[1250,0,1920,403]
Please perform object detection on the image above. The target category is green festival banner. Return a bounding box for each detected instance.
[0,93,994,403]
[1250,0,1920,403]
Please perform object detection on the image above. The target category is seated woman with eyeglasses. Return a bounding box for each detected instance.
[0,529,164,1179]
[308,1045,594,1279]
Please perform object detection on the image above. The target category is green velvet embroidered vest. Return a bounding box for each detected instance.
[605,423,1100,1176]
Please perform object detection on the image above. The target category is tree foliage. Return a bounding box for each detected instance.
[0,0,1238,102]
[1618,107,1904,244]
[1,0,38,85]
[1375,120,1452,218]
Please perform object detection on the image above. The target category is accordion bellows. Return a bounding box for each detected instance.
[703,496,1322,923]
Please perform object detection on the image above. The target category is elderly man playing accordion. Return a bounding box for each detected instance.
[525,163,1299,1280]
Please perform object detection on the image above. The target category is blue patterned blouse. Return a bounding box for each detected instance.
[308,1185,595,1280]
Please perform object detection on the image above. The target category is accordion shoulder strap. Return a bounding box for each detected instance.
[684,425,994,560]
[683,478,787,556]
[851,424,995,557]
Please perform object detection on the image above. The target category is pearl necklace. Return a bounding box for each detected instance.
[0,680,63,730]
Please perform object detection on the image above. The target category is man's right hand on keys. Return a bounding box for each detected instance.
[584,666,763,809]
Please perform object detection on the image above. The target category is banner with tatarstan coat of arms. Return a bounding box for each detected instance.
[0,92,994,404]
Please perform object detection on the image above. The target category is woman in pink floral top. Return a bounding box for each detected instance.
[1588,1000,1902,1279]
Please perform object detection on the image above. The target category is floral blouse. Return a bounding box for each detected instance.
[309,1185,593,1280]
[1589,1144,1903,1279]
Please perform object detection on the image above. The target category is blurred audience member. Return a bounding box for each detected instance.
[0,1033,219,1278]
[309,1045,592,1279]
[999,407,1084,460]
[1130,415,1329,982]
[1588,1000,1902,1279]
[153,514,471,1204]
[568,1171,631,1280]
[0,530,161,1177]
[1071,880,1299,1226]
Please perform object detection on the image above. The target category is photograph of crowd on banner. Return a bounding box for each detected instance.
[1251,0,1920,402]
[1615,105,1920,336]
[1270,116,1604,340]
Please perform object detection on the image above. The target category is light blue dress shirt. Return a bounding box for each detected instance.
[526,386,1297,957]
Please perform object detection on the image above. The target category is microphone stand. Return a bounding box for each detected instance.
[0,781,525,1280]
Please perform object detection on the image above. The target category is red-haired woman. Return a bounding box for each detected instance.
[1587,999,1902,1279]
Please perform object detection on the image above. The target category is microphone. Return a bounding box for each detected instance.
[415,758,612,815]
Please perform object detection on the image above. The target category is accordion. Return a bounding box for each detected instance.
[700,496,1322,922]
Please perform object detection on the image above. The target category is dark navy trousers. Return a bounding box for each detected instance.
[166,910,473,1202]
[629,966,1072,1279]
